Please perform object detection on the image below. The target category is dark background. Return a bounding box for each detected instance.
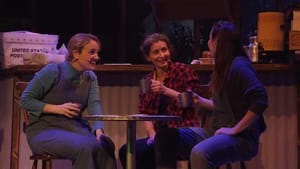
[1,0,299,64]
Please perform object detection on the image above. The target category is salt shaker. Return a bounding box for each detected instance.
[248,36,259,63]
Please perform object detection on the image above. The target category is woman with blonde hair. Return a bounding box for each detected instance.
[20,33,117,169]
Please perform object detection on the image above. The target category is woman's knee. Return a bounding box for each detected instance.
[156,128,178,139]
[190,146,210,168]
[191,145,206,161]
[100,135,115,156]
[79,141,100,152]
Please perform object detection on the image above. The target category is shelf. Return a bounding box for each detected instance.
[0,63,296,75]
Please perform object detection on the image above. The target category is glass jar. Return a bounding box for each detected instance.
[248,36,259,63]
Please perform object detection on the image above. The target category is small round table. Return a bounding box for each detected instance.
[83,114,181,169]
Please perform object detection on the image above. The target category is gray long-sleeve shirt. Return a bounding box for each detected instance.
[20,61,104,131]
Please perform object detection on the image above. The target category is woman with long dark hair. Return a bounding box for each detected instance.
[190,21,268,169]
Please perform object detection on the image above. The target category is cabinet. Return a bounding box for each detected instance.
[151,0,240,60]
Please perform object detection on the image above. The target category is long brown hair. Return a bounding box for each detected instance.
[209,21,247,95]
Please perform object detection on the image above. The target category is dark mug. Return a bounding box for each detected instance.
[178,91,193,108]
[139,78,151,93]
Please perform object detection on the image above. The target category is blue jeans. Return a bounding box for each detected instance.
[190,131,260,169]
[119,127,207,169]
[155,127,207,169]
[119,138,155,169]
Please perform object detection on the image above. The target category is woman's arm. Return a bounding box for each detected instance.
[144,121,156,145]
[43,103,80,117]
[193,93,214,111]
[20,64,58,117]
[144,121,156,137]
[86,72,104,132]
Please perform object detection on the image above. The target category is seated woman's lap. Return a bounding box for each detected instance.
[27,128,102,159]
[191,133,258,167]
[177,127,208,160]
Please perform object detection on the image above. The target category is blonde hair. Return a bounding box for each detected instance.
[66,33,101,61]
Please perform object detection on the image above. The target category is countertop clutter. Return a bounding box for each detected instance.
[0,63,296,75]
[0,31,67,69]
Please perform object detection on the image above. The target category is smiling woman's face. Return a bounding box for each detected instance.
[72,40,100,71]
[146,40,170,70]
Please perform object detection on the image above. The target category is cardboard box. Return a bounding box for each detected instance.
[0,31,59,68]
[291,20,300,31]
[289,31,300,50]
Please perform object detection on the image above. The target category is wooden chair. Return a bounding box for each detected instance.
[16,81,67,169]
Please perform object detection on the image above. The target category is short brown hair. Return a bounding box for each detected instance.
[139,33,175,59]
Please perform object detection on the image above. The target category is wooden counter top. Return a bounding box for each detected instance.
[0,63,297,75]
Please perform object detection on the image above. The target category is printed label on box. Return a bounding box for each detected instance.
[0,31,59,68]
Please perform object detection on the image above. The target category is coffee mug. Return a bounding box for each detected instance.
[178,91,193,108]
[139,78,151,93]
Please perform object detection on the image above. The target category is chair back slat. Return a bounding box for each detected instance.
[15,82,30,129]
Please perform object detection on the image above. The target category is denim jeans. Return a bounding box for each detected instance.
[155,127,208,169]
[190,131,260,169]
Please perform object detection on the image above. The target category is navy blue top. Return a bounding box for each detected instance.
[212,56,268,134]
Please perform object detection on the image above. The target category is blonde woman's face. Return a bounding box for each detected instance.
[146,41,170,70]
[72,40,100,71]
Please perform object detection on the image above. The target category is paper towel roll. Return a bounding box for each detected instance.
[258,12,284,51]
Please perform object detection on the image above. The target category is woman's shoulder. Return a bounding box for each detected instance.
[231,56,252,69]
[173,61,188,67]
[33,63,60,82]
[172,62,192,70]
[83,70,97,81]
[37,63,59,75]
[42,63,59,70]
[230,56,256,77]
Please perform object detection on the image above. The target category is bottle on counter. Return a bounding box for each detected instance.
[248,36,259,63]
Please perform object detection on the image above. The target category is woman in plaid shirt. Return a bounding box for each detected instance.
[119,33,207,169]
